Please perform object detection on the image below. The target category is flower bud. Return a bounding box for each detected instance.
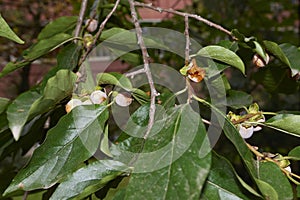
[115,92,133,107]
[86,19,98,32]
[90,90,107,104]
[238,124,254,139]
[65,99,82,113]
[252,53,270,68]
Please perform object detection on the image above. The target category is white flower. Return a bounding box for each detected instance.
[90,90,107,104]
[238,124,254,139]
[65,99,82,113]
[284,166,291,173]
[115,93,133,107]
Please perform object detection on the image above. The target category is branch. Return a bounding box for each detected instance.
[128,0,158,140]
[74,0,88,40]
[184,15,190,65]
[78,0,121,67]
[134,2,235,39]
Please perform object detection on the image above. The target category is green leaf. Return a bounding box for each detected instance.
[3,105,109,195]
[201,152,256,200]
[57,43,81,70]
[0,14,24,44]
[6,91,41,141]
[0,98,10,114]
[97,72,133,91]
[38,16,78,40]
[264,114,300,137]
[0,60,31,79]
[7,70,77,141]
[100,125,113,157]
[263,41,290,66]
[288,146,300,160]
[255,179,278,200]
[279,43,300,76]
[24,33,73,60]
[257,162,293,200]
[113,104,211,199]
[225,90,253,109]
[50,160,130,200]
[253,41,268,63]
[196,45,245,75]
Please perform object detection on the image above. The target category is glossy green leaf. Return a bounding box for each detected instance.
[196,45,245,74]
[264,114,300,137]
[100,125,113,157]
[257,162,293,200]
[0,60,31,79]
[288,146,300,160]
[201,152,255,200]
[0,98,10,114]
[97,72,133,91]
[24,33,73,60]
[113,104,211,199]
[3,105,109,195]
[38,16,78,40]
[50,160,130,200]
[263,41,290,66]
[7,70,77,141]
[279,43,300,76]
[255,179,278,200]
[226,90,253,109]
[6,91,41,141]
[0,14,24,44]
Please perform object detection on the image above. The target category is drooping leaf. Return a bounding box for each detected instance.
[0,61,31,79]
[97,72,133,91]
[50,160,130,200]
[7,70,77,141]
[196,45,245,74]
[3,105,109,195]
[112,104,211,199]
[225,90,253,109]
[0,14,24,44]
[264,114,300,137]
[257,162,293,200]
[263,40,290,66]
[201,152,258,200]
[6,91,41,141]
[288,146,300,160]
[279,43,300,76]
[0,98,10,114]
[254,179,278,200]
[38,16,78,40]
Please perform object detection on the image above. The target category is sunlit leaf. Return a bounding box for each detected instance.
[264,114,300,137]
[3,105,108,195]
[196,45,245,75]
[0,14,24,44]
[97,72,133,91]
[50,160,130,200]
[263,40,290,66]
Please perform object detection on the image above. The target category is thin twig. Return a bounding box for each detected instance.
[184,15,190,65]
[125,68,146,78]
[78,0,121,67]
[128,0,158,140]
[134,2,235,39]
[74,0,88,42]
[22,191,28,200]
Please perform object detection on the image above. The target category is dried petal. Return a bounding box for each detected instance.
[252,53,269,68]
[90,90,107,104]
[65,99,82,113]
[115,93,133,107]
[187,59,206,82]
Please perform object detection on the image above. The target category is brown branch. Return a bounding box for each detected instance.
[74,0,88,40]
[78,0,121,67]
[134,2,235,39]
[128,0,158,140]
[125,68,146,78]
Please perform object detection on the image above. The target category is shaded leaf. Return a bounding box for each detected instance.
[0,97,10,114]
[113,104,211,199]
[57,43,81,70]
[3,105,109,195]
[0,61,31,79]
[226,90,253,109]
[279,43,300,76]
[196,45,245,74]
[201,152,257,200]
[38,16,78,40]
[0,14,24,44]
[288,146,300,160]
[257,162,293,200]
[97,72,133,90]
[254,179,278,200]
[50,160,130,200]
[263,40,290,66]
[264,114,300,137]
